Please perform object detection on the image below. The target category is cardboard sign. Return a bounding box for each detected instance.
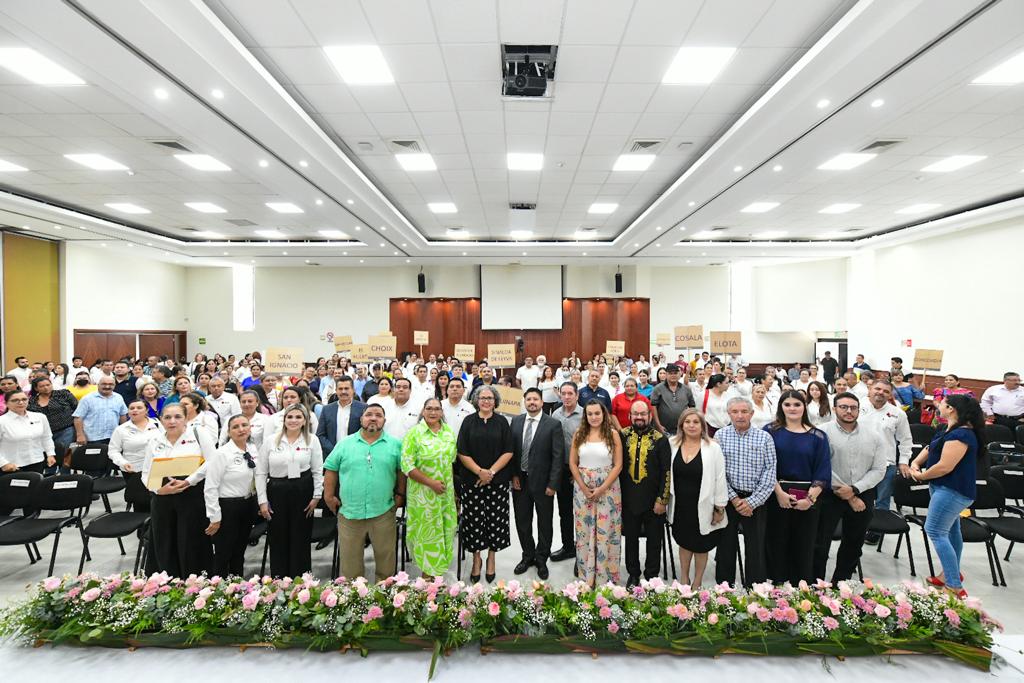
[453,344,476,361]
[674,325,704,349]
[379,330,393,336]
[656,333,671,346]
[710,331,742,354]
[414,330,429,345]
[912,348,943,371]
[333,335,353,353]
[605,340,625,356]
[368,335,397,358]
[265,347,304,375]
[352,344,371,363]
[488,343,516,368]
[496,386,524,416]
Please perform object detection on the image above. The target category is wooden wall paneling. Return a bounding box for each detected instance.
[74,333,108,364]
[139,333,175,360]
[106,334,136,362]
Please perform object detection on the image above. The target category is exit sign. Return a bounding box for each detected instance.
[198,337,207,345]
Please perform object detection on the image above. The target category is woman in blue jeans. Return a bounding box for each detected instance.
[909,394,988,597]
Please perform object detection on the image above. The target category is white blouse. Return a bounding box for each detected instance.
[203,441,257,522]
[108,418,161,471]
[703,390,731,429]
[141,427,217,491]
[255,434,324,505]
[367,394,396,420]
[188,413,220,443]
[577,440,613,469]
[751,400,775,429]
[0,410,55,468]
[807,400,833,427]
[219,411,270,449]
[267,409,319,438]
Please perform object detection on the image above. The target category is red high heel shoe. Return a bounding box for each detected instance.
[925,572,964,587]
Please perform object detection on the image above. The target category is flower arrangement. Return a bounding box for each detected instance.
[0,573,1000,675]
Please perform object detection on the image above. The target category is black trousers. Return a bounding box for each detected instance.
[150,482,212,577]
[212,496,258,577]
[714,498,767,587]
[766,496,821,585]
[267,472,313,578]
[123,471,151,513]
[813,489,875,582]
[555,465,574,551]
[623,508,663,579]
[994,414,1024,432]
[513,472,554,563]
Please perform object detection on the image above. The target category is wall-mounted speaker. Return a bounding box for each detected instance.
[614,272,623,293]
[417,272,426,293]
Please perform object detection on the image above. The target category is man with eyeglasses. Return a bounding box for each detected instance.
[813,393,888,582]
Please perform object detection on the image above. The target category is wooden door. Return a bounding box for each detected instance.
[106,334,136,362]
[139,334,175,361]
[74,332,108,364]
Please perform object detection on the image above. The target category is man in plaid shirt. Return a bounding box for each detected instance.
[713,396,777,587]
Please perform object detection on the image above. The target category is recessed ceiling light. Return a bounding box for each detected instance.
[895,203,941,215]
[819,203,861,214]
[193,230,223,238]
[588,202,618,214]
[634,242,640,247]
[522,251,527,256]
[299,160,309,168]
[185,202,226,213]
[816,98,830,108]
[223,252,230,256]
[446,228,468,237]
[343,251,348,255]
[510,230,533,239]
[688,201,695,207]
[574,229,597,239]
[662,46,736,84]
[65,153,128,171]
[100,243,107,247]
[282,251,288,255]
[318,229,348,238]
[0,48,84,85]
[379,242,385,247]
[354,225,361,231]
[462,252,467,256]
[691,230,718,239]
[740,201,780,213]
[266,201,303,213]
[870,98,885,108]
[393,251,398,255]
[401,242,406,247]
[346,199,354,205]
[733,165,743,172]
[305,259,311,264]
[507,152,544,171]
[0,159,28,172]
[701,252,706,256]
[655,226,662,231]
[104,202,150,214]
[430,202,458,214]
[612,154,656,172]
[655,243,661,247]
[678,226,686,231]
[582,252,587,256]
[256,229,286,238]
[406,259,411,263]
[211,88,224,99]
[772,164,783,172]
[754,230,787,239]
[52,225,61,230]
[972,50,1024,84]
[127,243,134,248]
[154,88,169,100]
[315,198,323,205]
[686,259,691,263]
[396,153,437,171]
[920,155,986,173]
[323,45,394,84]
[818,152,876,170]
[359,259,364,263]
[258,159,269,168]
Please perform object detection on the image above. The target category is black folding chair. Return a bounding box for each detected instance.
[69,443,126,514]
[866,505,917,576]
[1016,425,1024,448]
[0,471,44,563]
[983,424,1016,446]
[894,477,933,576]
[78,473,151,573]
[985,466,1024,564]
[988,441,1024,467]
[662,519,677,580]
[0,474,93,575]
[962,478,1005,587]
[395,506,408,572]
[910,424,934,461]
[311,499,339,578]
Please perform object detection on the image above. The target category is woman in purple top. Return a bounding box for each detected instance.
[764,389,831,585]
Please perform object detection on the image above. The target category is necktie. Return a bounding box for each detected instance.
[522,417,535,470]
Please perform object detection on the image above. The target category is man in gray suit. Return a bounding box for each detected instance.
[316,376,367,456]
[511,387,564,580]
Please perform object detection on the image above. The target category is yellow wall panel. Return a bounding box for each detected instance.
[2,233,60,369]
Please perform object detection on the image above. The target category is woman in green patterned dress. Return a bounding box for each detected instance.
[401,398,458,578]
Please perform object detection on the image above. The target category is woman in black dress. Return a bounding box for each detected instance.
[669,408,728,586]
[456,385,514,583]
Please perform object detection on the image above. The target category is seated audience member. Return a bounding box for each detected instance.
[891,370,925,410]
[980,371,1024,431]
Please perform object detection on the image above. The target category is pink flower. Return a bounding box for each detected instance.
[599,606,612,619]
[356,583,369,599]
[458,608,472,628]
[562,583,580,602]
[242,591,261,611]
[297,588,311,604]
[874,605,891,618]
[448,584,462,598]
[193,597,207,610]
[823,617,839,631]
[944,608,961,628]
[488,601,501,617]
[611,586,627,600]
[746,602,760,615]
[755,608,771,622]
[707,613,719,625]
[362,605,384,623]
[799,599,813,612]
[595,595,609,608]
[42,577,61,592]
[393,592,407,609]
[81,588,101,602]
[716,596,730,606]
[607,621,620,634]
[394,571,410,586]
[667,603,691,620]
[427,600,439,613]
[322,590,338,608]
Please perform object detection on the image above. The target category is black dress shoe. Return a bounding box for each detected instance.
[485,572,496,583]
[314,538,331,550]
[536,562,549,580]
[470,573,481,583]
[626,574,640,589]
[514,558,533,575]
[550,547,576,562]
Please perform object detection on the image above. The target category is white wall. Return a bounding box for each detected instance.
[848,218,1022,379]
[754,258,846,331]
[61,243,187,358]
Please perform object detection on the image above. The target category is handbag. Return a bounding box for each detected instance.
[920,404,936,425]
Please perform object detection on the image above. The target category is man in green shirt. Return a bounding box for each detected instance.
[323,403,406,582]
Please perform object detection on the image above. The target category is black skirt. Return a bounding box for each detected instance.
[460,482,510,553]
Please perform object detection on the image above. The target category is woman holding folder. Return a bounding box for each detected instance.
[764,390,831,585]
[204,414,258,577]
[256,403,324,578]
[141,402,218,577]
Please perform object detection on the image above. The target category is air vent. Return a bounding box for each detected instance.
[842,227,865,233]
[709,262,725,267]
[509,202,536,210]
[629,139,664,153]
[389,139,423,153]
[225,219,257,227]
[858,139,904,153]
[708,226,729,232]
[147,139,192,152]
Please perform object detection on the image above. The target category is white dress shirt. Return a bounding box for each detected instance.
[219,411,269,449]
[851,382,870,399]
[267,409,319,439]
[188,412,220,443]
[108,418,161,471]
[141,427,216,491]
[732,379,753,397]
[807,400,833,427]
[207,391,241,426]
[203,441,257,522]
[255,434,324,505]
[0,410,55,468]
[859,398,913,466]
[703,390,731,429]
[384,400,421,441]
[8,366,32,391]
[751,400,775,429]
[367,394,396,421]
[443,399,474,439]
[980,384,1024,417]
[516,365,542,389]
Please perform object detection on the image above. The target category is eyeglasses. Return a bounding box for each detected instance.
[835,404,859,411]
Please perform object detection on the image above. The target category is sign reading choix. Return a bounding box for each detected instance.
[368,335,397,358]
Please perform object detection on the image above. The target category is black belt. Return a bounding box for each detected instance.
[269,470,312,481]
[219,495,253,501]
[995,413,1024,420]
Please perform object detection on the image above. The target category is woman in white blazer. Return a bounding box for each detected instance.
[668,408,728,586]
